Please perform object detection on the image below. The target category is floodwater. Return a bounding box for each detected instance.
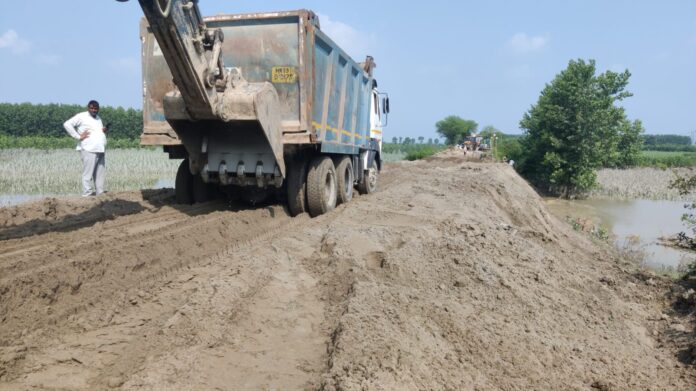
[546,198,696,269]
[0,179,175,208]
[0,194,52,208]
[153,178,174,189]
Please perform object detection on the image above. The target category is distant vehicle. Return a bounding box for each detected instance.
[462,134,483,152]
[119,0,390,217]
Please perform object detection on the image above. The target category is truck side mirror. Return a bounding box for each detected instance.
[382,97,390,114]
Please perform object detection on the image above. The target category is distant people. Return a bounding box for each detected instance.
[63,100,108,197]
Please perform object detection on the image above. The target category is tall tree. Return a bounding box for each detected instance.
[391,136,398,144]
[615,119,644,167]
[479,125,500,138]
[518,59,641,196]
[418,136,424,144]
[435,116,477,145]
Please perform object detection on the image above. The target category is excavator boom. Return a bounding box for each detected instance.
[135,0,225,119]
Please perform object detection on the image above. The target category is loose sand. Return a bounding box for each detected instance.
[1,150,694,389]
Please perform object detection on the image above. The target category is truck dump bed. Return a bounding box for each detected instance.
[141,10,375,155]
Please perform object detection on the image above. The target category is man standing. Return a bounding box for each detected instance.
[63,100,108,196]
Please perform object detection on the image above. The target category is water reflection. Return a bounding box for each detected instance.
[546,198,695,269]
[1,178,175,208]
[154,178,174,189]
[0,194,52,208]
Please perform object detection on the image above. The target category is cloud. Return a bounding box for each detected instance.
[506,33,549,54]
[316,13,376,60]
[0,29,31,54]
[108,57,139,72]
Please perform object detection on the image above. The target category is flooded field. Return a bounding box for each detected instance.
[0,148,178,206]
[546,198,696,269]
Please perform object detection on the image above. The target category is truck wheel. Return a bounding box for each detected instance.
[175,159,194,204]
[306,156,337,217]
[357,159,378,195]
[286,159,308,216]
[334,156,353,204]
[192,174,211,203]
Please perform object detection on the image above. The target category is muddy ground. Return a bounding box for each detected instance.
[1,150,695,390]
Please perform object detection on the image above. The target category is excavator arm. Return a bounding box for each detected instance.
[119,0,286,178]
[131,0,226,119]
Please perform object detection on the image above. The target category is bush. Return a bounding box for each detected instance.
[405,146,437,160]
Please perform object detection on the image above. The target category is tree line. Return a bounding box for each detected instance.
[432,58,695,197]
[0,102,142,139]
[388,136,441,145]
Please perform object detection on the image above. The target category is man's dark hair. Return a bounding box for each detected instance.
[88,100,100,108]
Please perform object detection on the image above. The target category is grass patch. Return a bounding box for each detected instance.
[0,148,179,195]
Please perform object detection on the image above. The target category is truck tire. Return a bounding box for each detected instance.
[192,174,212,203]
[306,156,337,217]
[334,156,353,205]
[286,159,308,216]
[357,159,378,195]
[175,159,194,204]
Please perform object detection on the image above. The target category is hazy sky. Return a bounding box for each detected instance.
[1,0,695,139]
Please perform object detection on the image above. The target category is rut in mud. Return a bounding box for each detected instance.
[1,151,694,390]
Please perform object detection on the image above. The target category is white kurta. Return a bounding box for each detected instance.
[63,111,107,153]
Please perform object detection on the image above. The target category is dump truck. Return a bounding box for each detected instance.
[118,0,389,217]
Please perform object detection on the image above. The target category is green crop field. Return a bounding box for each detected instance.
[637,150,696,168]
[0,148,179,195]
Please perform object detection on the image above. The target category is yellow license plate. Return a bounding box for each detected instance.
[272,66,297,83]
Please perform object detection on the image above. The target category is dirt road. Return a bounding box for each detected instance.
[1,151,694,390]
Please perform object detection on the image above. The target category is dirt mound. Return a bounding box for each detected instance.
[0,154,694,389]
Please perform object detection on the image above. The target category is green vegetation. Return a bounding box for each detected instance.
[642,134,691,147]
[668,173,696,279]
[640,134,696,153]
[381,151,406,162]
[435,116,478,145]
[517,59,644,197]
[492,134,523,162]
[642,144,696,152]
[405,146,438,161]
[383,141,446,161]
[0,102,143,139]
[566,216,610,241]
[0,148,178,195]
[636,151,696,168]
[0,134,142,149]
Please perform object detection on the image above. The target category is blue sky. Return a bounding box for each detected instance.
[1,0,695,139]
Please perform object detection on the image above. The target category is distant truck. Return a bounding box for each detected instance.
[119,0,389,216]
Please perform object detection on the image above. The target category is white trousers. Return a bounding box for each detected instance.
[80,150,106,196]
